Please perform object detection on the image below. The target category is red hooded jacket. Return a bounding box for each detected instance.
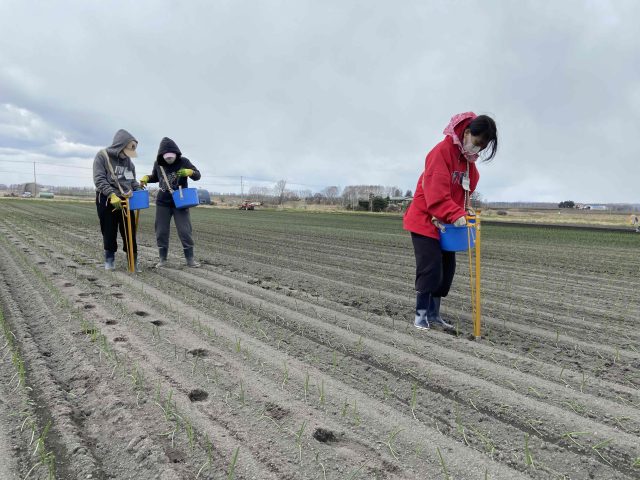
[403,114,479,239]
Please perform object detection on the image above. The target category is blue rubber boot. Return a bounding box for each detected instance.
[414,292,430,330]
[104,250,115,270]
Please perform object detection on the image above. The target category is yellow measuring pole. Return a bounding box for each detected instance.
[474,212,482,339]
[120,198,136,273]
[466,211,482,339]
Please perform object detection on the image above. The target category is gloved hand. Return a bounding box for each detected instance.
[140,175,150,187]
[453,216,467,227]
[466,206,476,216]
[109,193,122,210]
[176,168,194,178]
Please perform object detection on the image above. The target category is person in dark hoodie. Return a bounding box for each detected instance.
[93,129,142,271]
[140,137,201,268]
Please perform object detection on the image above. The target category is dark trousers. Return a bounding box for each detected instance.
[96,193,137,255]
[411,232,456,297]
[155,204,194,250]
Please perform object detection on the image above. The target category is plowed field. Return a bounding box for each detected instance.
[0,199,638,479]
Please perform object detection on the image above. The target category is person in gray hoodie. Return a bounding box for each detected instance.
[93,129,142,271]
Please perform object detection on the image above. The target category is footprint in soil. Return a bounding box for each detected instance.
[264,402,289,420]
[134,311,149,317]
[188,348,209,358]
[113,336,127,343]
[150,320,164,326]
[342,300,362,308]
[313,428,337,443]
[188,389,208,402]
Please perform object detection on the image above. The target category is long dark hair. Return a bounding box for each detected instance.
[469,115,498,161]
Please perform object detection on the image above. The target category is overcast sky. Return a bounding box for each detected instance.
[0,0,638,202]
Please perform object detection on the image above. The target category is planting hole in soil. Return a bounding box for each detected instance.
[150,320,164,327]
[83,304,95,310]
[188,348,208,358]
[134,311,149,317]
[111,293,124,299]
[113,336,127,343]
[63,282,73,287]
[188,389,208,402]
[264,402,289,420]
[86,277,97,282]
[105,320,117,325]
[313,428,337,443]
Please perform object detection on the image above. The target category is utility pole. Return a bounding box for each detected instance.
[240,176,244,202]
[33,162,37,196]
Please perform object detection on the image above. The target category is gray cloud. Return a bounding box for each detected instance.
[0,0,638,201]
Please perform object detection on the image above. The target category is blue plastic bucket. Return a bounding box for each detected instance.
[173,187,199,209]
[129,190,149,210]
[440,224,476,251]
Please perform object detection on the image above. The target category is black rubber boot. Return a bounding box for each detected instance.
[427,296,454,330]
[155,247,168,268]
[184,247,200,268]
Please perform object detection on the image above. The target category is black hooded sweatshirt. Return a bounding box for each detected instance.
[146,137,201,207]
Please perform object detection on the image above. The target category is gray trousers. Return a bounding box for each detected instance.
[155,204,194,250]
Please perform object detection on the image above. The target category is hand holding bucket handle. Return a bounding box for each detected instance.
[431,216,446,232]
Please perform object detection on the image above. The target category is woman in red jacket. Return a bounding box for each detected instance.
[404,112,497,330]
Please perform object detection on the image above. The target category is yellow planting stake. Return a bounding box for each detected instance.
[120,198,136,273]
[466,211,482,339]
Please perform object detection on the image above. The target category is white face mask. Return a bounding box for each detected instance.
[463,138,482,155]
[463,134,482,162]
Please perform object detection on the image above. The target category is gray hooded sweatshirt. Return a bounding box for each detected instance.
[93,129,140,197]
